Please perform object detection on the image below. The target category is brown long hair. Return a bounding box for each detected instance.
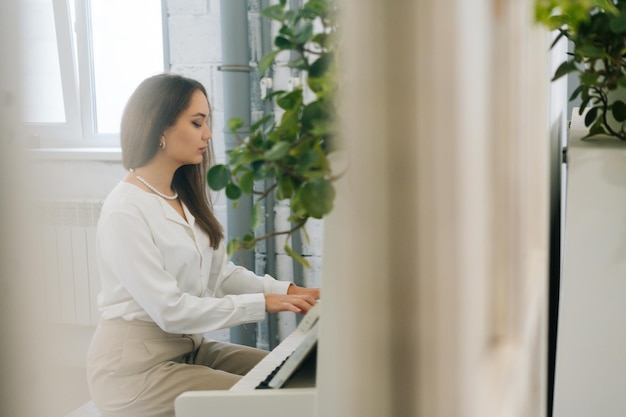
[120,73,223,248]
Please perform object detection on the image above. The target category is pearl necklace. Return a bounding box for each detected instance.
[130,169,179,200]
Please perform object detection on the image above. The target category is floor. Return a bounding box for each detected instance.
[46,325,94,417]
[49,365,92,417]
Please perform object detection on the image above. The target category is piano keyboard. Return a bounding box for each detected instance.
[231,305,320,390]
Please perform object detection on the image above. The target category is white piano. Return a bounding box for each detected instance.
[175,305,319,417]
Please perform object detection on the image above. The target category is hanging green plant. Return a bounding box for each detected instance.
[535,0,626,139]
[207,0,340,267]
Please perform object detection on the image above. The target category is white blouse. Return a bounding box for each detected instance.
[96,181,291,334]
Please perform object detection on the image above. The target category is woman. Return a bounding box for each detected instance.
[86,73,319,417]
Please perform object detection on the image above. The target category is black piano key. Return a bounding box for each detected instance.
[255,355,291,389]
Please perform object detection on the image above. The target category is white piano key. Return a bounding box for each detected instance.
[231,328,308,390]
[231,303,320,390]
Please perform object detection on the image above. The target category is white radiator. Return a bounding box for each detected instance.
[40,200,103,326]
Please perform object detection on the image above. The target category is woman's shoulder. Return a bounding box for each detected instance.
[101,182,158,217]
[103,181,137,205]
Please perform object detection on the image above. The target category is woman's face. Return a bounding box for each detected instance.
[161,89,212,167]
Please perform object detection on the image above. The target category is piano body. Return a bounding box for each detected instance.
[174,388,316,417]
[175,305,319,417]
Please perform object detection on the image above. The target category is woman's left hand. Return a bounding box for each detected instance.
[287,284,320,300]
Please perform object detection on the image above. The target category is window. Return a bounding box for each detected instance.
[19,0,167,147]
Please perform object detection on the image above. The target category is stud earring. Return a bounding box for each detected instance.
[159,141,166,149]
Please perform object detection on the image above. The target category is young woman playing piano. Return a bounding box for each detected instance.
[86,73,320,417]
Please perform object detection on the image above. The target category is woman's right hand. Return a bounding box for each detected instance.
[264,294,317,314]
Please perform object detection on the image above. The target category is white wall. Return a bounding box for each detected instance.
[554,114,626,417]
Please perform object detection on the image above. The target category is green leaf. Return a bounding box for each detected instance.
[549,30,566,50]
[598,0,619,15]
[277,108,300,137]
[226,238,240,257]
[262,4,285,21]
[276,89,303,110]
[576,45,604,58]
[303,0,326,17]
[294,150,321,174]
[228,117,244,133]
[580,70,600,86]
[301,100,329,131]
[568,84,583,102]
[297,178,335,219]
[579,96,592,114]
[552,60,577,81]
[545,14,568,31]
[290,192,307,218]
[251,160,269,179]
[230,147,264,166]
[311,33,328,48]
[250,115,273,132]
[300,224,310,245]
[612,100,626,122]
[226,183,242,200]
[251,202,263,231]
[293,22,314,45]
[308,53,333,78]
[242,233,256,248]
[287,57,309,70]
[207,165,230,190]
[609,12,626,33]
[584,106,599,127]
[286,10,299,24]
[585,122,607,138]
[264,141,291,161]
[276,176,295,200]
[275,36,292,49]
[284,244,311,269]
[238,170,255,194]
[258,50,281,75]
[279,25,294,37]
[263,89,287,103]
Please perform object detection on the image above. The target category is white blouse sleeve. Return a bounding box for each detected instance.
[97,207,289,334]
[207,243,292,297]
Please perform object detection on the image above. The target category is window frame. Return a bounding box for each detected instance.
[23,0,82,147]
[25,0,168,148]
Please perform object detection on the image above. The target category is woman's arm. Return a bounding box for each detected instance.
[209,250,320,314]
[98,209,268,334]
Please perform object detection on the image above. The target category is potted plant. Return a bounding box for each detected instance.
[207,0,340,267]
[535,0,626,139]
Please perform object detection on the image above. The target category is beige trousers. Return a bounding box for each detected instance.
[86,318,267,417]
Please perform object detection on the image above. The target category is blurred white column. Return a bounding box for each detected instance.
[317,1,552,416]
